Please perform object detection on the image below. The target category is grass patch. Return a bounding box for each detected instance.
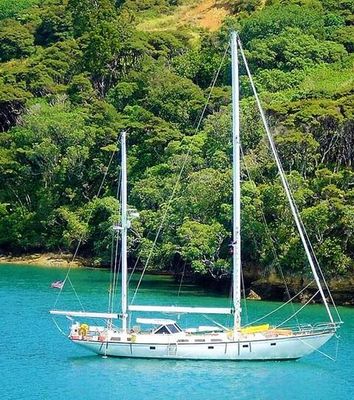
[136,0,230,33]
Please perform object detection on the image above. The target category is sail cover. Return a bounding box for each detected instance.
[50,310,119,319]
[129,305,233,314]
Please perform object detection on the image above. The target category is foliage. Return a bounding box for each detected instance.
[0,0,353,282]
[0,0,40,20]
[0,20,34,62]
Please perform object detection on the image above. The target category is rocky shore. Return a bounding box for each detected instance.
[247,275,354,306]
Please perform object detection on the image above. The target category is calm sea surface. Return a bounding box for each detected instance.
[0,264,353,400]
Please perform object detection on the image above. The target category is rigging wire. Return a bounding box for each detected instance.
[243,279,315,327]
[299,218,342,322]
[130,42,231,305]
[177,261,187,297]
[108,158,122,315]
[286,183,342,321]
[240,265,249,325]
[237,36,340,324]
[275,290,320,328]
[227,280,234,328]
[240,145,300,327]
[128,254,141,285]
[297,335,339,362]
[108,232,121,314]
[52,317,70,337]
[108,225,117,314]
[53,142,118,311]
[277,163,342,321]
[202,314,228,331]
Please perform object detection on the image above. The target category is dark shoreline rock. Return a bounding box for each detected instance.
[250,277,354,306]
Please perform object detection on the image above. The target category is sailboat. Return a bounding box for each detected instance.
[50,32,341,360]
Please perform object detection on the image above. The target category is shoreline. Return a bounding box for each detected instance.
[0,252,88,268]
[1,252,353,306]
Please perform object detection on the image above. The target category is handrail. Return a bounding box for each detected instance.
[276,322,339,335]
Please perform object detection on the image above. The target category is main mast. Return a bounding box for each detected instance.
[231,32,242,331]
[121,130,128,332]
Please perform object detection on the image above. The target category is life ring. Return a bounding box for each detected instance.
[79,323,89,336]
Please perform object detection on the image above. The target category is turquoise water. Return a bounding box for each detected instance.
[0,264,353,400]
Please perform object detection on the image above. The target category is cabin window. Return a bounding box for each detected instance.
[195,339,205,343]
[167,324,179,334]
[174,324,183,332]
[242,344,249,348]
[154,325,171,335]
[150,346,156,350]
[208,346,214,349]
[177,339,189,343]
[211,339,222,342]
[111,337,121,341]
[270,343,276,346]
[153,323,182,335]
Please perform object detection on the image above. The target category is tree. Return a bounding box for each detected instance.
[0,20,34,62]
[143,68,205,128]
[34,2,73,46]
[0,0,39,20]
[275,130,319,174]
[177,219,228,277]
[247,28,347,71]
[68,0,117,37]
[240,3,326,43]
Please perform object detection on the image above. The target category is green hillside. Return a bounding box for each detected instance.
[0,0,353,283]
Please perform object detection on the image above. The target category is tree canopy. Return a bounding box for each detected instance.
[0,0,353,281]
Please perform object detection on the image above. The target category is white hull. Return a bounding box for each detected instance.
[72,331,334,361]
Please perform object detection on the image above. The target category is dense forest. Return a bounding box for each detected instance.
[0,0,353,284]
